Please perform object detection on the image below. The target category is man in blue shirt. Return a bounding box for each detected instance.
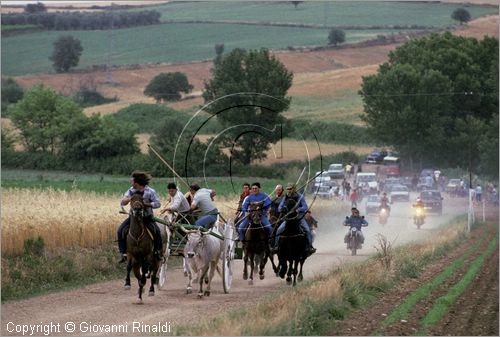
[343,207,368,244]
[273,183,316,256]
[117,171,162,263]
[238,182,272,241]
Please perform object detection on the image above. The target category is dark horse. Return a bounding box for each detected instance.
[242,202,269,285]
[125,192,160,303]
[277,198,308,286]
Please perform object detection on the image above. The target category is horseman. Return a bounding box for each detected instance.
[117,171,162,263]
[273,183,316,256]
[238,182,273,242]
[235,182,251,224]
[269,184,285,222]
[189,183,219,229]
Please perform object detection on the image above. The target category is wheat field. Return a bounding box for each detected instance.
[1,187,338,255]
[1,188,242,255]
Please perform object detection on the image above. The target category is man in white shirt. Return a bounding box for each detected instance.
[189,183,219,229]
[160,183,191,214]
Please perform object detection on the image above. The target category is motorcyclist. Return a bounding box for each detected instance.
[413,197,426,221]
[413,197,425,210]
[343,207,368,245]
[379,192,391,215]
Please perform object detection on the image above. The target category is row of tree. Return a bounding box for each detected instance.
[1,10,161,30]
[360,33,498,177]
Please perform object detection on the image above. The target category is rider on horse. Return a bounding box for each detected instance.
[238,182,272,241]
[235,182,251,224]
[117,171,162,263]
[273,183,316,256]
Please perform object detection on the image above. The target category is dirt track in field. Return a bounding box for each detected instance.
[1,194,476,336]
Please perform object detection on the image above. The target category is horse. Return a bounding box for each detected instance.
[242,202,269,285]
[124,192,160,303]
[183,228,223,298]
[277,198,308,286]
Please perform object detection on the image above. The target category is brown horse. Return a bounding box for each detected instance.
[125,192,160,304]
[242,202,269,285]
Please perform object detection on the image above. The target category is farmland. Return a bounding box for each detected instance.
[1,24,415,77]
[144,1,495,27]
[1,1,497,76]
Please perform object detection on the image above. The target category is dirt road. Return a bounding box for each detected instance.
[1,194,469,336]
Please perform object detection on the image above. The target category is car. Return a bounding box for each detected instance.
[384,177,402,192]
[417,177,434,191]
[365,195,381,214]
[384,164,401,177]
[316,185,334,199]
[355,172,378,193]
[446,179,461,193]
[365,149,388,164]
[400,176,413,190]
[390,185,410,203]
[420,168,434,178]
[327,163,344,179]
[419,190,443,214]
[314,171,332,188]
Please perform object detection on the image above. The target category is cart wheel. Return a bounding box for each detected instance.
[158,235,170,289]
[222,219,235,294]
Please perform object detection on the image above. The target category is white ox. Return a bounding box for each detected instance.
[183,229,223,298]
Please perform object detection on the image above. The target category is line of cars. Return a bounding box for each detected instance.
[312,163,346,199]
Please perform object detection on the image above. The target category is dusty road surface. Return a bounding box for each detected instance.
[1,194,469,336]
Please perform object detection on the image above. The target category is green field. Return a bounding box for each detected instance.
[2,1,496,76]
[0,169,283,197]
[288,91,364,124]
[2,24,407,76]
[145,1,497,28]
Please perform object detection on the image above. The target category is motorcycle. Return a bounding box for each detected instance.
[344,218,367,256]
[378,207,389,225]
[414,206,425,229]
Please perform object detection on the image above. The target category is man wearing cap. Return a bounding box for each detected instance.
[273,183,316,256]
[238,182,272,241]
[343,207,368,245]
[189,183,219,229]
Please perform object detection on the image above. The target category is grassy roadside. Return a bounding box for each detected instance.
[172,216,470,335]
[0,238,183,302]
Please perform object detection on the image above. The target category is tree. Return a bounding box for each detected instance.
[203,48,293,165]
[291,1,303,9]
[60,114,139,160]
[452,8,471,24]
[1,78,24,113]
[8,85,83,154]
[50,35,83,73]
[144,72,193,103]
[25,2,46,13]
[359,33,498,170]
[214,43,225,65]
[328,28,346,46]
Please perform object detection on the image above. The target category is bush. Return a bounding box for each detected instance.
[289,119,374,145]
[73,88,117,108]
